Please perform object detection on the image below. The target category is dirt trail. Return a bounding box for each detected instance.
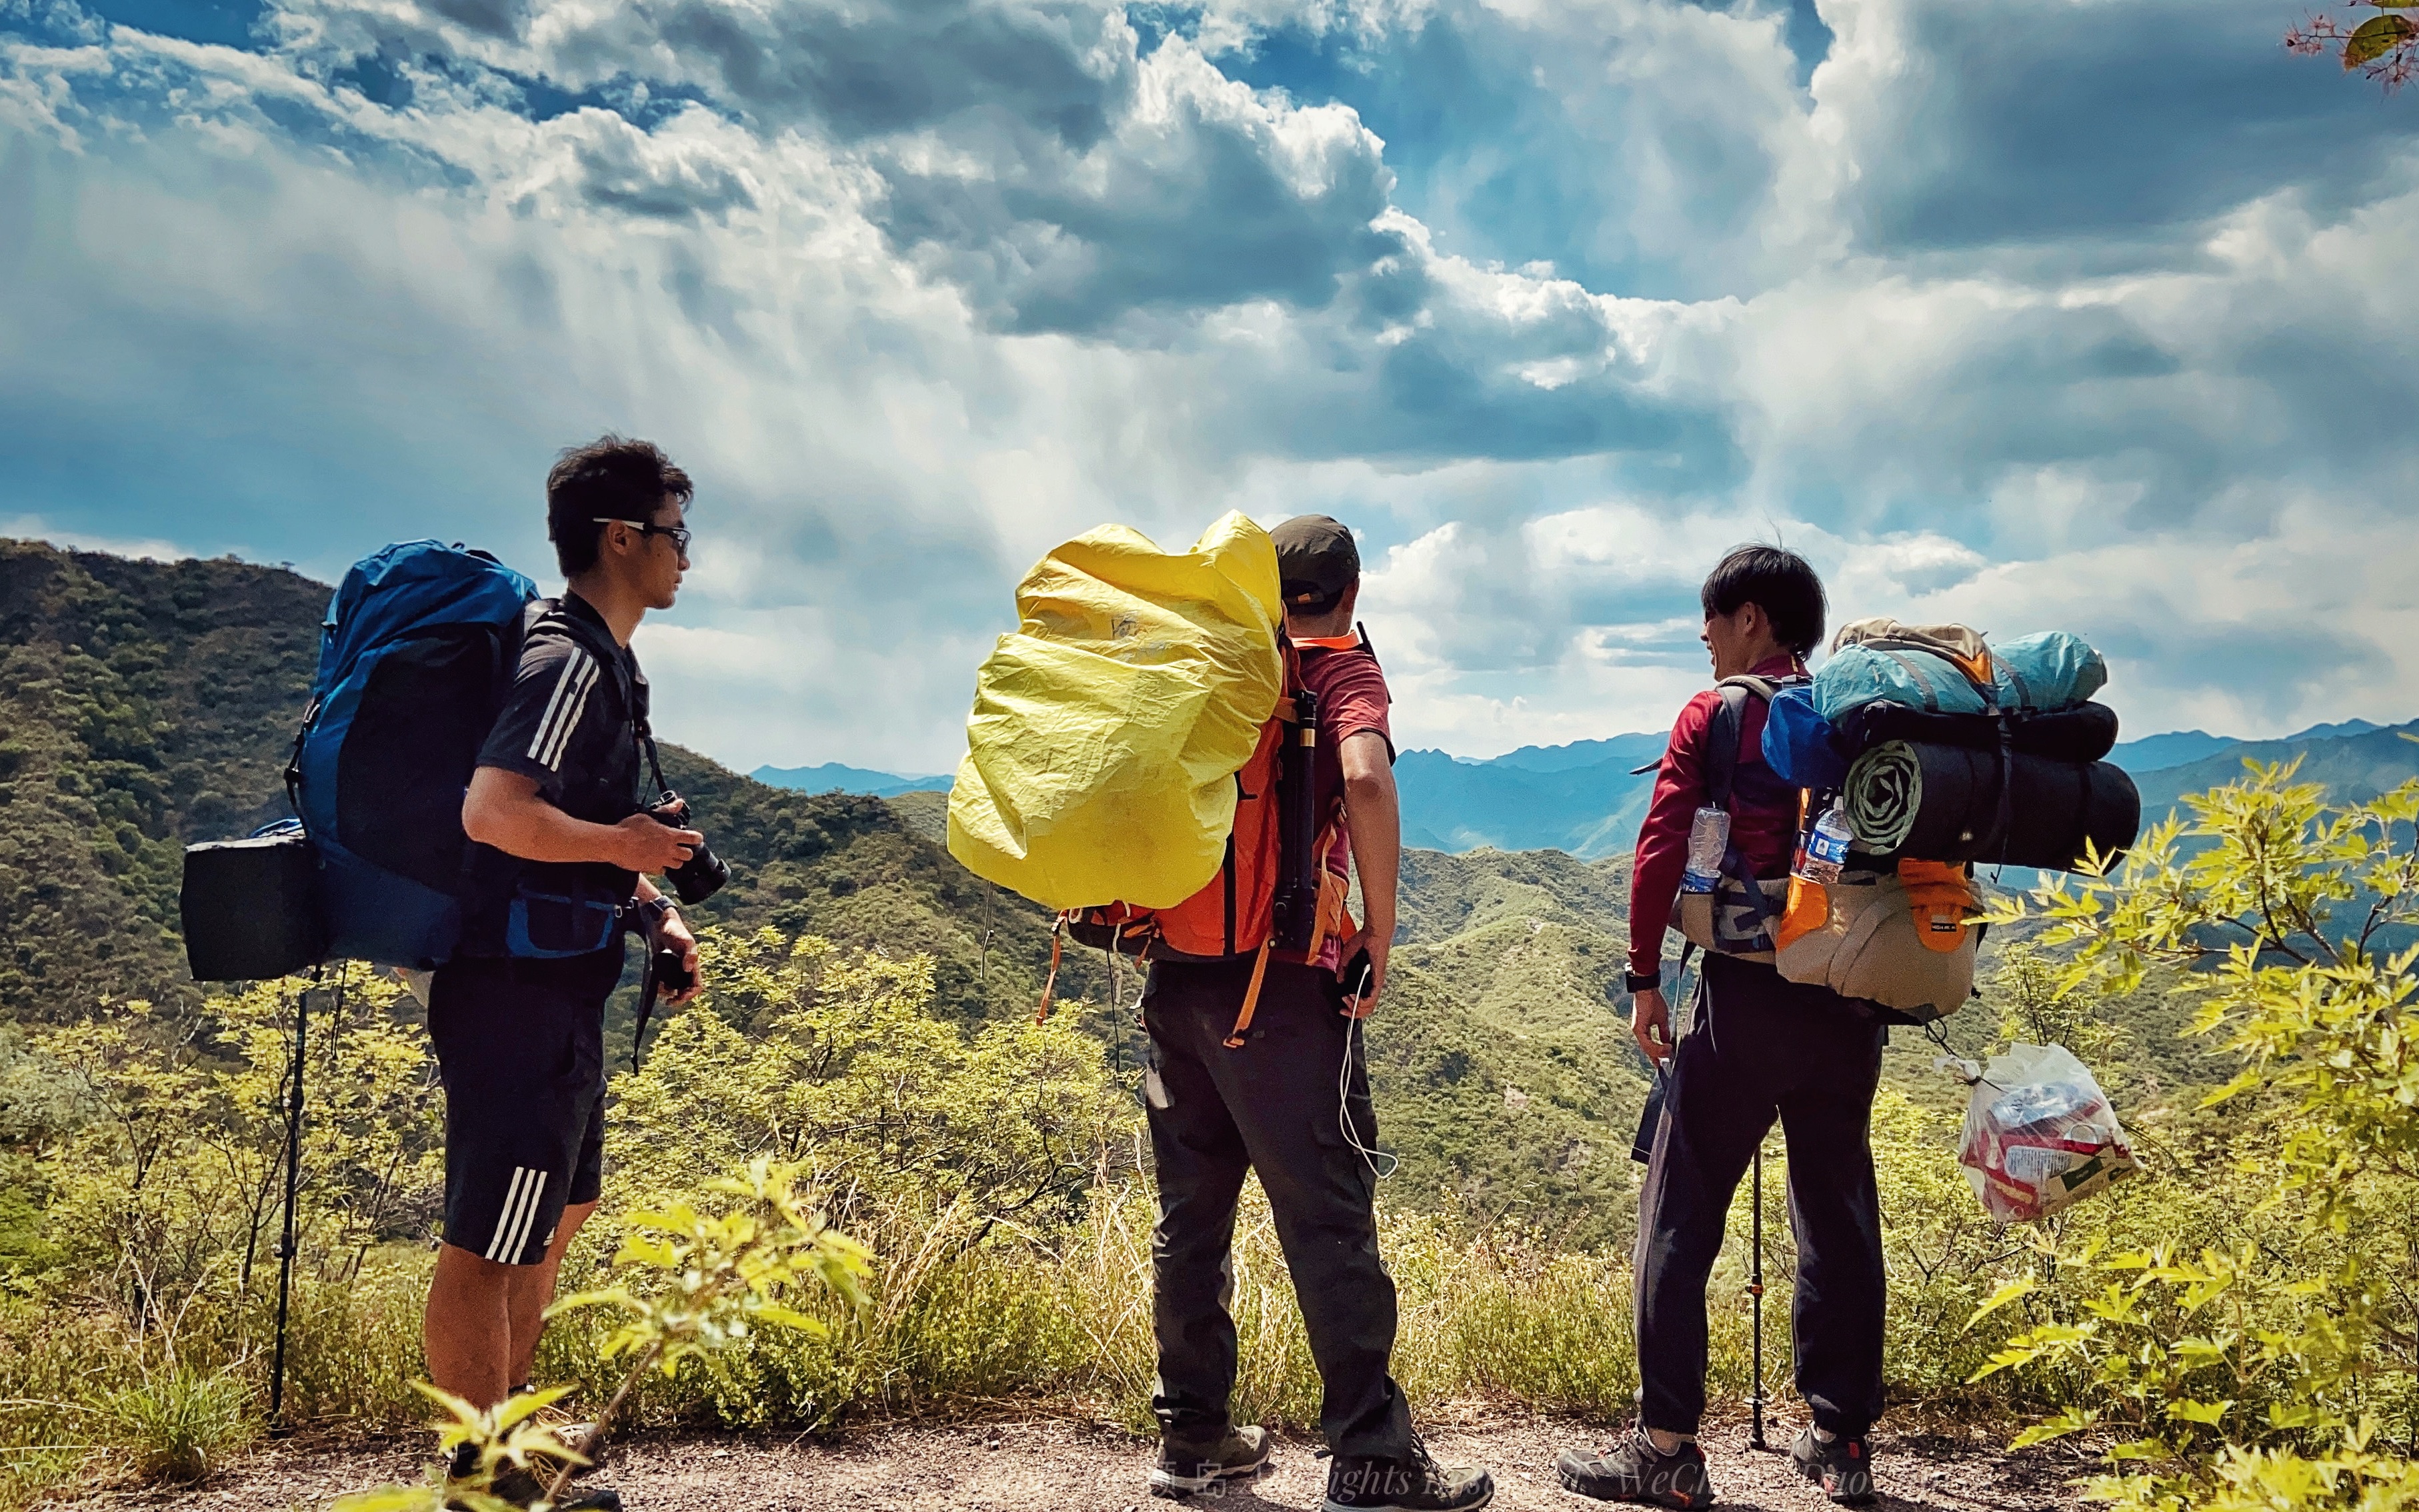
[95,1412,2090,1512]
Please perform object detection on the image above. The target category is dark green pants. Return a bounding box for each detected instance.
[1143,956,1418,1459]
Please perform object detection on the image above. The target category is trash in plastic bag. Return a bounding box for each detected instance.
[1948,1042,2136,1223]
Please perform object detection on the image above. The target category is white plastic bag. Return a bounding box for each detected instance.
[1953,1043,2136,1223]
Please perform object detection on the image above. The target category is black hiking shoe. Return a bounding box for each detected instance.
[1553,1428,1714,1508]
[1323,1436,1494,1511]
[1790,1426,1875,1506]
[447,1444,623,1511]
[1150,1423,1274,1499]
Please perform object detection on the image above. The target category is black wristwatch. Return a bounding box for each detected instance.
[1624,969,1662,995]
[638,895,677,931]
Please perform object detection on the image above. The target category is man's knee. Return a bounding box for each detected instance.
[433,1240,519,1287]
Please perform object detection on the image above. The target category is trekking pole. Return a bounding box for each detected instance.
[267,963,318,1437]
[1749,1141,1767,1451]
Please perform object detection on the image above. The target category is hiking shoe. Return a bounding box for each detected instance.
[446,1446,624,1511]
[1323,1438,1494,1511]
[1553,1428,1713,1508]
[1149,1423,1273,1499]
[1790,1426,1875,1506]
[509,1384,607,1477]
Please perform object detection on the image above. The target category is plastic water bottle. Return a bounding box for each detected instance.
[1682,807,1729,893]
[1798,799,1854,885]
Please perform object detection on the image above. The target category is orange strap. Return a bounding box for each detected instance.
[1222,940,1275,1049]
[1036,918,1066,1023]
[1292,632,1364,651]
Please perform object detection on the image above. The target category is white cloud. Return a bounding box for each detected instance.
[1,0,2416,779]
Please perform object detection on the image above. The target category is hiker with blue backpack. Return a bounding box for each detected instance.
[1556,546,1886,1510]
[419,437,709,1512]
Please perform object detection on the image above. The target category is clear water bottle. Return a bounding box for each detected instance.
[1682,807,1729,893]
[1798,799,1854,885]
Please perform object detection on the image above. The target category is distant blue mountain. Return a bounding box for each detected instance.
[753,762,951,798]
[1395,715,2415,861]
[2109,730,2235,773]
[1485,733,1670,775]
[1394,747,1660,858]
[795,715,2414,861]
[2111,717,2382,775]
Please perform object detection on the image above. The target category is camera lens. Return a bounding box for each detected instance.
[668,842,729,905]
[649,789,730,903]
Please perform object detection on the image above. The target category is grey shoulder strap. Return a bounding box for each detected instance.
[1704,683,1757,810]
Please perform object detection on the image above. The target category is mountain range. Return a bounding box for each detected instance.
[4,536,2332,1245]
[765,718,2415,859]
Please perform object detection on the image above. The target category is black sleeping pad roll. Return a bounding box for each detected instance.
[1846,742,2141,871]
[1836,701,2119,763]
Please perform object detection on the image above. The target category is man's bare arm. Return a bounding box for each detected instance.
[1338,729,1400,1015]
[461,767,699,874]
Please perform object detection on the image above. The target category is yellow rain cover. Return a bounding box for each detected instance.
[947,512,1284,911]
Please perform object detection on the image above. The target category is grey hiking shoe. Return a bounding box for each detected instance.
[1554,1427,1714,1508]
[1790,1425,1876,1505]
[1150,1423,1273,1499]
[1322,1437,1494,1511]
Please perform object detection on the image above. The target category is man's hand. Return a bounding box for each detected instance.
[1338,927,1388,1019]
[613,811,700,875]
[1631,985,1674,1064]
[653,907,701,1006]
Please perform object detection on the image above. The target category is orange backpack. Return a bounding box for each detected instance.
[1043,637,1362,1047]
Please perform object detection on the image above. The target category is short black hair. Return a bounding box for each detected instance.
[545,436,693,576]
[1700,544,1826,657]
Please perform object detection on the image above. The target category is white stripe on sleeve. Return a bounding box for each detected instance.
[525,650,596,767]
[535,657,600,773]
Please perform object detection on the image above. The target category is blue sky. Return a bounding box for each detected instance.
[3,0,2415,773]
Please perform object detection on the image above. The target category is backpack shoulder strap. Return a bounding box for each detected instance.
[1703,676,1779,809]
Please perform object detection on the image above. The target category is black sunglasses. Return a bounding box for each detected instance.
[594,517,691,553]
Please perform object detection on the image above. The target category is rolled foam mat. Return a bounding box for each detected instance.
[1844,740,2142,871]
[1834,700,2120,763]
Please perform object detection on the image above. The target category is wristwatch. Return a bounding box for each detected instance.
[638,895,677,931]
[1623,969,1662,995]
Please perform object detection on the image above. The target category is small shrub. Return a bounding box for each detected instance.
[89,1366,255,1483]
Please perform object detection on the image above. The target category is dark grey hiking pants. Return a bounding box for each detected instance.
[1634,951,1888,1439]
[1143,955,1418,1460]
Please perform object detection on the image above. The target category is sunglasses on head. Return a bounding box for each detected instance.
[594,517,691,553]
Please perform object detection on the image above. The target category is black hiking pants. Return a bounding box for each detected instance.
[1143,955,1418,1461]
[1634,951,1888,1439]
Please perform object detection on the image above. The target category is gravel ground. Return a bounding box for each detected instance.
[93,1410,2092,1512]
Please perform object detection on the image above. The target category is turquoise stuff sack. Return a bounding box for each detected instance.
[1814,631,2106,724]
[1990,632,2108,714]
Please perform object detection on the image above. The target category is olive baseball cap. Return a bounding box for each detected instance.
[1270,514,1360,611]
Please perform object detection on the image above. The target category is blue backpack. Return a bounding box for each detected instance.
[288,541,537,968]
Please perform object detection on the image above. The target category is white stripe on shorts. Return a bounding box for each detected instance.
[485,1166,531,1261]
[504,1171,549,1265]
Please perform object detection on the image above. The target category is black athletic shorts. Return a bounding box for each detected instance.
[427,949,623,1267]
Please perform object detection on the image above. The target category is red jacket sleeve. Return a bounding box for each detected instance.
[1630,690,1719,981]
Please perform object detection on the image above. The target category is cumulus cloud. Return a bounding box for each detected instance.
[0,0,2414,775]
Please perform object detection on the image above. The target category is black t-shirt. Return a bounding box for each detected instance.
[457,592,651,957]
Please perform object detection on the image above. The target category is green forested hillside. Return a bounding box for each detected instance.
[0,537,2231,1251]
[0,539,1097,1031]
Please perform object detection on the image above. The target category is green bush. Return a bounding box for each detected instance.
[89,1366,254,1483]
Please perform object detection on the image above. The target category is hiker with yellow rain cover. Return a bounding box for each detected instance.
[950,513,1494,1512]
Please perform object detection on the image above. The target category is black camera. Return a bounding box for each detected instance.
[648,791,731,904]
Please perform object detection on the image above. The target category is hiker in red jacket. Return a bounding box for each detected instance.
[1557,546,1887,1509]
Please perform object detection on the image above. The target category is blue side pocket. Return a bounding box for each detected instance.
[506,886,622,959]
